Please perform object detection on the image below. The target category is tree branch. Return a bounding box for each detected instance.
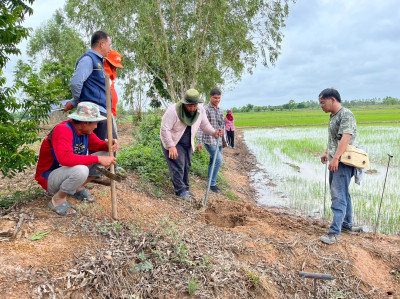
[156,0,177,101]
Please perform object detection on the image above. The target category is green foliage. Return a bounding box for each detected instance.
[0,0,34,69]
[382,96,400,105]
[133,251,153,272]
[118,114,170,185]
[190,149,210,179]
[30,231,50,241]
[230,97,400,113]
[118,113,213,187]
[0,0,63,178]
[0,187,42,208]
[173,243,196,265]
[187,277,199,295]
[247,271,260,287]
[116,100,132,123]
[65,0,293,105]
[226,190,240,201]
[0,60,62,177]
[113,221,123,236]
[231,106,400,128]
[27,10,87,100]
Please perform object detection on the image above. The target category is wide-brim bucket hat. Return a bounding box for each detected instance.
[68,102,107,122]
[181,88,204,104]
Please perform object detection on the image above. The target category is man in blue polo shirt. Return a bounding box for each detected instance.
[65,30,116,141]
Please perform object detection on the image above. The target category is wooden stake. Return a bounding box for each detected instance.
[105,74,117,219]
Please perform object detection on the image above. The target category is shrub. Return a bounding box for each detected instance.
[117,113,222,188]
[118,114,169,186]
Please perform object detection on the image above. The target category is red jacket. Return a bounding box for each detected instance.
[35,120,108,190]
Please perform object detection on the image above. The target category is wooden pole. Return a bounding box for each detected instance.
[105,74,117,219]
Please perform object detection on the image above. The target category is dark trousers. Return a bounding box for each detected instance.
[162,144,192,195]
[94,112,117,141]
[226,130,235,147]
[91,112,117,155]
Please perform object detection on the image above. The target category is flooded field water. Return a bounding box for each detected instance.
[244,126,400,234]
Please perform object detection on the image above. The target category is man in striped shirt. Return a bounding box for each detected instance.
[196,89,224,193]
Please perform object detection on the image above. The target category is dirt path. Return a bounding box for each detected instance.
[0,124,399,298]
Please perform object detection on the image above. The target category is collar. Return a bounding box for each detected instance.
[207,103,219,110]
[68,120,83,136]
[88,49,104,59]
[331,107,343,117]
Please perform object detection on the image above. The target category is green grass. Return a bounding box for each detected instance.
[233,107,400,127]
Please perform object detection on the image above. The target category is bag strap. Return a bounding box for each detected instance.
[47,126,57,149]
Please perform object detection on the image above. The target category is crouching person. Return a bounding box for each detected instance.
[35,102,118,216]
[160,89,223,201]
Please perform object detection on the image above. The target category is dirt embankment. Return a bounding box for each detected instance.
[0,124,399,298]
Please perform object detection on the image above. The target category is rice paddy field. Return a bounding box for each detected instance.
[234,106,400,127]
[240,107,400,234]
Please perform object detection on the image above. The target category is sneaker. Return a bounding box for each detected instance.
[187,191,195,197]
[342,226,363,234]
[178,191,191,201]
[320,232,340,245]
[210,185,221,193]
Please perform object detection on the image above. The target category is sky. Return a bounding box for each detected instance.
[4,0,400,109]
[4,1,65,82]
[223,0,400,109]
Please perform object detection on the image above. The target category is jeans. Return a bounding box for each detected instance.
[329,162,355,234]
[204,144,223,186]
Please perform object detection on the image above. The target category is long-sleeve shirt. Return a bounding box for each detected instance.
[70,49,107,113]
[160,104,215,152]
[103,59,118,117]
[35,120,109,190]
[224,117,235,131]
[196,103,224,146]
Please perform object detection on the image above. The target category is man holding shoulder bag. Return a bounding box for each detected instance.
[319,88,363,245]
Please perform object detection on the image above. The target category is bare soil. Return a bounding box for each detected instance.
[0,123,399,298]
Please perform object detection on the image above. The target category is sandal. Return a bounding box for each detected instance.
[48,201,77,216]
[72,189,96,203]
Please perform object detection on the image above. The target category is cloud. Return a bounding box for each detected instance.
[3,1,65,86]
[222,0,400,108]
[3,0,399,109]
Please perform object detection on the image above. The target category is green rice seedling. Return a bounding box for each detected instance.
[244,126,400,234]
[233,107,400,127]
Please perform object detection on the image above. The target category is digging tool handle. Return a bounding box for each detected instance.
[374,153,393,232]
[299,272,332,280]
[323,162,327,221]
[204,135,221,209]
[105,74,117,219]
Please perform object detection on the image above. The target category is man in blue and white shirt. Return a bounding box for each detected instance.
[196,89,224,193]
